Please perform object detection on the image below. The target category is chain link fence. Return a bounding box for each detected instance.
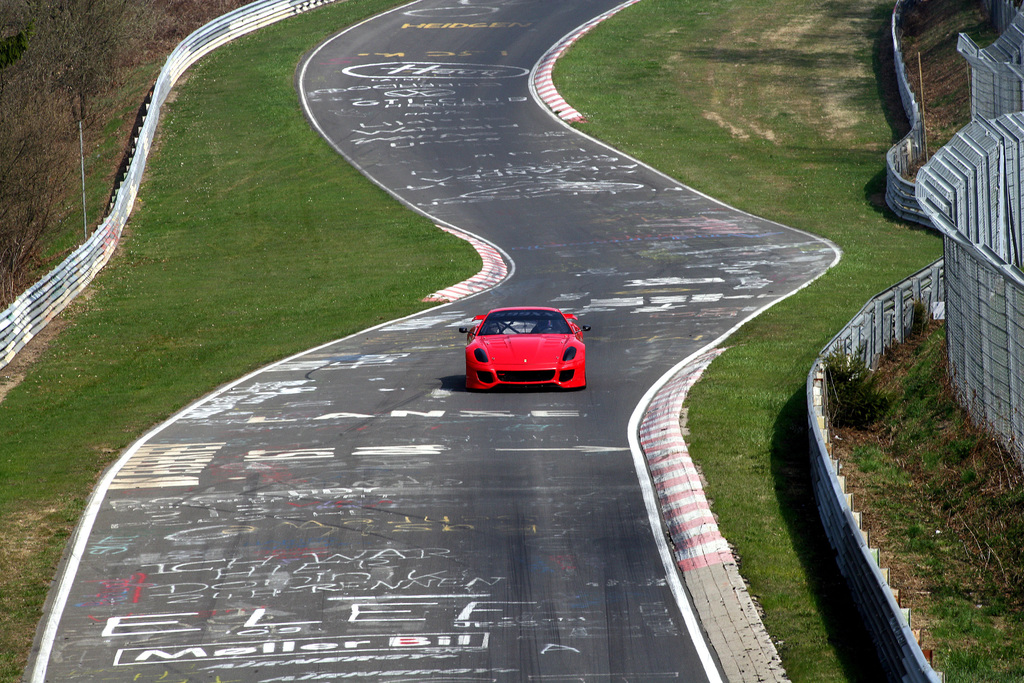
[944,233,1024,468]
[918,109,1024,466]
[885,0,1017,225]
[915,2,1024,468]
[959,11,1024,120]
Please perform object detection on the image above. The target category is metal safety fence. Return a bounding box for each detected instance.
[885,0,930,225]
[959,11,1024,121]
[807,261,945,683]
[0,0,343,372]
[885,0,1016,226]
[813,3,1024,679]
[945,233,1024,468]
[917,111,1024,465]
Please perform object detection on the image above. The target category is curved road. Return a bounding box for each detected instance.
[29,1,838,681]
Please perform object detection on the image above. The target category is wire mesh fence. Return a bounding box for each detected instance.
[918,109,1024,466]
[915,0,1024,467]
[958,0,1024,123]
[959,18,1024,122]
[944,235,1024,468]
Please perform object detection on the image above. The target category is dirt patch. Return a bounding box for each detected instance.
[698,9,884,146]
[702,110,751,139]
[901,0,994,149]
[0,506,64,571]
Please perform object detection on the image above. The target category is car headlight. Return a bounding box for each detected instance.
[474,348,489,363]
[562,346,578,362]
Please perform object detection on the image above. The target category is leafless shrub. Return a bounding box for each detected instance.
[0,0,251,306]
[0,77,77,302]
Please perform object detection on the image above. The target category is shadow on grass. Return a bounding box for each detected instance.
[862,165,942,241]
[871,3,912,144]
[771,386,889,682]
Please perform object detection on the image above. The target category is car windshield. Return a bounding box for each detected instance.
[478,310,572,336]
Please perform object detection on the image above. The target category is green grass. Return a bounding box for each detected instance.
[556,0,942,680]
[0,2,478,680]
[0,0,967,681]
[844,326,1024,682]
[30,60,162,275]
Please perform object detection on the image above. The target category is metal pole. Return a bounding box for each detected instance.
[918,52,928,160]
[79,120,87,238]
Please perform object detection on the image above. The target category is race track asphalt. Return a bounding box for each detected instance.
[27,2,839,681]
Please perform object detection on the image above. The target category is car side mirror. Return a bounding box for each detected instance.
[581,325,591,332]
[459,327,470,333]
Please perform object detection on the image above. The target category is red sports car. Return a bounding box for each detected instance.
[459,307,590,391]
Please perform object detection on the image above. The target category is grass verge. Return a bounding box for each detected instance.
[835,325,1024,682]
[555,0,949,679]
[0,0,998,681]
[0,2,478,680]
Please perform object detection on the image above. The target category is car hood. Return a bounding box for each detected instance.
[479,335,570,364]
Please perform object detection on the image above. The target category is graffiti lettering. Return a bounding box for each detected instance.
[110,443,223,490]
[401,22,531,29]
[113,633,489,665]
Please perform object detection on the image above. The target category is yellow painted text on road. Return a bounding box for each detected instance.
[401,22,532,29]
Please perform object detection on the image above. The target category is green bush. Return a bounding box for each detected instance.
[911,299,929,337]
[823,351,889,428]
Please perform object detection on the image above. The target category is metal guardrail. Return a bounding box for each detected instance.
[0,0,343,372]
[807,260,945,683]
[884,0,1017,227]
[817,3,1023,678]
[819,261,944,369]
[886,141,930,224]
[885,0,931,227]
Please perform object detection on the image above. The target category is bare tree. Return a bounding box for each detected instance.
[0,0,249,305]
[27,0,151,120]
[0,0,155,302]
[0,79,76,302]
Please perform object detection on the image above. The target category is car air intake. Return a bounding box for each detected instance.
[496,370,556,382]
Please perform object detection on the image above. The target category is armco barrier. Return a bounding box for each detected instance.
[807,261,944,683]
[886,141,929,224]
[885,0,930,227]
[884,0,1016,227]
[821,261,944,369]
[0,0,342,372]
